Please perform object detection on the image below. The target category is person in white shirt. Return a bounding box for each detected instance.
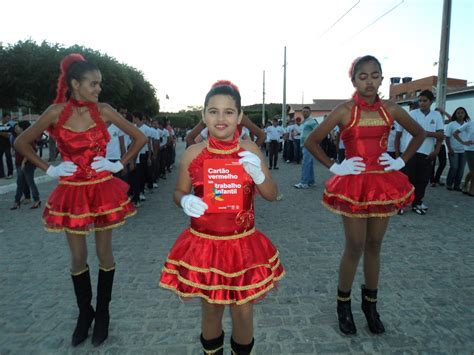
[292,118,302,163]
[399,90,444,214]
[266,117,285,169]
[283,118,295,163]
[439,107,469,191]
[453,109,474,196]
[106,123,125,164]
[150,120,163,187]
[132,112,155,201]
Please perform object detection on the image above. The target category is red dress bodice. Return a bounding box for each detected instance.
[340,104,393,172]
[188,134,255,236]
[50,99,111,182]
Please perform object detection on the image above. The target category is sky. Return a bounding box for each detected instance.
[1,0,473,112]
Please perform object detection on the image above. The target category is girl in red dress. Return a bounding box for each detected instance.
[14,54,147,347]
[304,56,425,335]
[159,81,284,354]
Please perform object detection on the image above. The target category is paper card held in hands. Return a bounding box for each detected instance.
[203,159,244,213]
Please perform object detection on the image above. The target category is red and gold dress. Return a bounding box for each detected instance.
[159,134,285,305]
[323,96,414,217]
[43,99,136,235]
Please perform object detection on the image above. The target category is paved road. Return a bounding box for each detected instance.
[1,141,473,354]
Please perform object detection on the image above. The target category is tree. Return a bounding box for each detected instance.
[0,40,160,115]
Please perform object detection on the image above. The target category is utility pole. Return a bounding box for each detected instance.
[436,0,451,110]
[262,70,266,126]
[282,46,287,126]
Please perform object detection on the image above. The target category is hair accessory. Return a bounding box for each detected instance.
[211,80,239,92]
[54,53,86,104]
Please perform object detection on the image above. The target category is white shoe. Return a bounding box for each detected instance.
[420,203,428,211]
[294,183,309,189]
[153,183,159,188]
[139,193,146,201]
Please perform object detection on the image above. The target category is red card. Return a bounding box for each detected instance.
[203,159,245,213]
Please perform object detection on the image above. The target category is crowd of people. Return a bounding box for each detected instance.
[3,52,473,354]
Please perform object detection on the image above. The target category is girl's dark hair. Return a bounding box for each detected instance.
[349,55,382,81]
[54,53,99,103]
[13,120,31,137]
[419,90,435,102]
[451,107,471,122]
[204,80,241,113]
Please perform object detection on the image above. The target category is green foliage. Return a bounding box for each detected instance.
[0,40,159,115]
[156,111,201,129]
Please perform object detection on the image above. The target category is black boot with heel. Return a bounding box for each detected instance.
[71,266,95,346]
[92,265,115,346]
[361,284,385,334]
[337,289,356,335]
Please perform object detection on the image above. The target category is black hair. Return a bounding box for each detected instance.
[132,111,144,120]
[302,106,311,111]
[204,84,241,114]
[351,55,382,81]
[12,120,31,137]
[66,60,100,100]
[125,113,133,122]
[419,90,435,101]
[451,107,471,122]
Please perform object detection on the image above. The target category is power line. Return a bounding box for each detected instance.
[320,0,361,38]
[343,0,404,43]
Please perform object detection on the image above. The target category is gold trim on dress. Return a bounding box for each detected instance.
[190,227,255,240]
[161,267,274,291]
[357,118,387,127]
[43,210,137,235]
[165,253,281,278]
[379,106,392,126]
[46,199,132,218]
[206,142,241,155]
[159,270,285,305]
[324,186,414,206]
[59,175,113,186]
[360,170,389,174]
[321,201,398,218]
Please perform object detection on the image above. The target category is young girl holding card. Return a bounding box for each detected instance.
[159,80,284,354]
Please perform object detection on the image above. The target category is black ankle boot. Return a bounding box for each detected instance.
[361,284,385,334]
[230,337,254,355]
[200,331,224,355]
[92,265,115,346]
[337,289,356,335]
[71,266,95,346]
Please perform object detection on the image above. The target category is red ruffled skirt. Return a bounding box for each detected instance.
[43,175,136,235]
[323,170,414,217]
[159,227,285,305]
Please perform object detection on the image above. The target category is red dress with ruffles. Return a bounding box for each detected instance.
[43,99,136,235]
[159,134,285,305]
[323,97,414,217]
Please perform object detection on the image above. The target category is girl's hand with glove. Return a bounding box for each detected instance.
[46,161,78,178]
[180,194,208,218]
[238,151,265,185]
[329,157,366,176]
[91,156,124,173]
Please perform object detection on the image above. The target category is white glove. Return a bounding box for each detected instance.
[180,194,208,218]
[46,161,78,178]
[329,157,366,176]
[379,153,405,171]
[91,156,124,173]
[238,151,265,185]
